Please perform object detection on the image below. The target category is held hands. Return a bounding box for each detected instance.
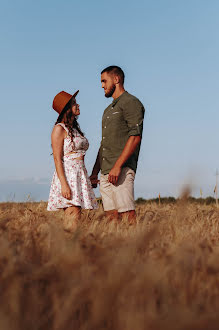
[108,165,121,185]
[90,174,100,188]
[61,182,71,200]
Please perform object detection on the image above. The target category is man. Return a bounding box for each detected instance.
[90,66,145,222]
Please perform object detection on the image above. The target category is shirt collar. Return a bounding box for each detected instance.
[111,91,127,107]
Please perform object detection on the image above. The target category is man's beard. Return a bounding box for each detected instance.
[105,84,116,98]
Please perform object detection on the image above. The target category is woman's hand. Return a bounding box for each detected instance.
[61,182,71,199]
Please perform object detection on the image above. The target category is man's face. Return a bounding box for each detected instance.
[101,72,116,98]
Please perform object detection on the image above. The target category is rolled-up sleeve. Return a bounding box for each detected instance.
[123,98,145,137]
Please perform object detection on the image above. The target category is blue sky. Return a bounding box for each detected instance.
[0,0,219,201]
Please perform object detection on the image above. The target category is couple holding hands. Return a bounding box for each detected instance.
[47,66,145,225]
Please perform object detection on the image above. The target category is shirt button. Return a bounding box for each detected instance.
[103,148,105,150]
[103,137,105,139]
[104,126,106,128]
[103,158,105,160]
[107,116,109,118]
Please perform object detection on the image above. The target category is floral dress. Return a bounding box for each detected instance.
[47,123,98,211]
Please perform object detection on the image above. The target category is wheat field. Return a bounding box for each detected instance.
[0,199,219,330]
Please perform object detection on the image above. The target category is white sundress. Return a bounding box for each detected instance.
[47,123,98,211]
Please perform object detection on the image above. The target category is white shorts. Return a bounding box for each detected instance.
[100,167,135,213]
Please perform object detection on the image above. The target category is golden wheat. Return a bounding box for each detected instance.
[0,201,219,330]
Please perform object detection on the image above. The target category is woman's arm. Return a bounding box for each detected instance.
[51,125,71,199]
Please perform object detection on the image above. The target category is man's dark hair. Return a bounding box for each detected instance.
[101,66,125,85]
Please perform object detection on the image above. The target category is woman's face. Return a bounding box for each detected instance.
[71,102,80,117]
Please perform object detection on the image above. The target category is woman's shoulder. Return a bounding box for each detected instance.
[55,123,68,131]
[52,124,67,138]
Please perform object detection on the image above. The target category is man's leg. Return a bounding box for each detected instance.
[105,210,120,221]
[100,173,119,221]
[120,210,136,224]
[112,167,136,224]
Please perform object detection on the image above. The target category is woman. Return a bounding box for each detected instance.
[47,90,98,226]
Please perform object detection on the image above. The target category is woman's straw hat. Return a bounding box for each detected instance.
[52,90,79,117]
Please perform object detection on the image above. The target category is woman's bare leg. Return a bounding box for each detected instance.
[63,206,81,231]
[65,206,81,218]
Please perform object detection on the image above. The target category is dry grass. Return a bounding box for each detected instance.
[0,200,219,330]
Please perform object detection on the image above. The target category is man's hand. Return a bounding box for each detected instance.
[90,174,99,188]
[108,165,122,185]
[107,136,141,185]
[90,149,101,188]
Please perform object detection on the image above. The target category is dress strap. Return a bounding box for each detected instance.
[56,123,69,134]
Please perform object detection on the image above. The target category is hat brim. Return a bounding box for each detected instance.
[57,90,79,121]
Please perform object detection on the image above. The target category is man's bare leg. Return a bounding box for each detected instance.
[120,210,136,225]
[105,210,120,222]
[64,206,81,231]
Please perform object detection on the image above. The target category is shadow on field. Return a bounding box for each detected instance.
[0,201,219,330]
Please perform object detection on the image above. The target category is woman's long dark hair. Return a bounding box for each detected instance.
[55,98,84,141]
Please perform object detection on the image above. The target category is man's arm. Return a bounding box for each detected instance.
[108,96,145,185]
[90,149,101,188]
[108,135,141,185]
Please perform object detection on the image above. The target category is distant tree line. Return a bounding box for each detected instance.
[135,196,216,205]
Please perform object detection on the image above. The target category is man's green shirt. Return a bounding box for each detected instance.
[100,91,145,175]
